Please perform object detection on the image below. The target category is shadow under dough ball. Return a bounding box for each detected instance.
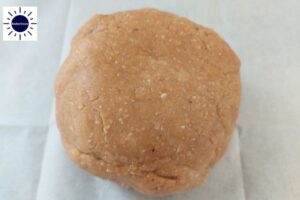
[55,8,241,196]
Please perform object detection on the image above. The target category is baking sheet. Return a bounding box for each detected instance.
[0,0,300,200]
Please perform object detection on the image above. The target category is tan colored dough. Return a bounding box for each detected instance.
[55,8,241,196]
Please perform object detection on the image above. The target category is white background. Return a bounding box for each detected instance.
[0,0,299,200]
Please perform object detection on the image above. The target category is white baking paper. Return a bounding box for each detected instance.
[0,0,299,200]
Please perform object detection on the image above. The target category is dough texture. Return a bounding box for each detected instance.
[55,8,241,196]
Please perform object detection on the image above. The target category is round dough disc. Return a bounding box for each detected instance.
[55,8,241,196]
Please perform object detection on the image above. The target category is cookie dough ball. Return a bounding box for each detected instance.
[55,8,240,196]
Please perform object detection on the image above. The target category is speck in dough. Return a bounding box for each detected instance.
[55,8,241,196]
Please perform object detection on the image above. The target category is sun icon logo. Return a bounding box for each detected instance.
[3,7,37,41]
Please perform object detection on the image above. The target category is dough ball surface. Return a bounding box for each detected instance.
[55,8,241,196]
